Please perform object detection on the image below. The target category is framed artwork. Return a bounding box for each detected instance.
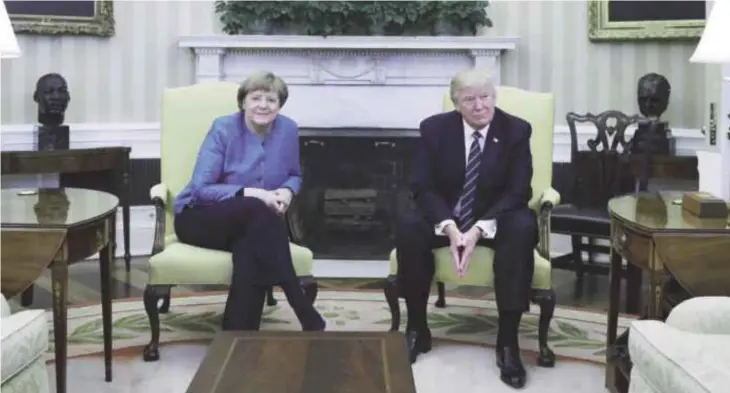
[588,0,705,42]
[4,0,114,37]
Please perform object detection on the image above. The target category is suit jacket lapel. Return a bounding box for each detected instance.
[480,108,506,174]
[444,111,467,185]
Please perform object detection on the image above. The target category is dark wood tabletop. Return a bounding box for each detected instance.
[186,331,416,393]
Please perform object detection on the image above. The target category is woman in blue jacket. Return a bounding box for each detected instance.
[174,71,324,331]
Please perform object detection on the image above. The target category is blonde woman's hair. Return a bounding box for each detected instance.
[449,68,496,104]
[236,70,289,109]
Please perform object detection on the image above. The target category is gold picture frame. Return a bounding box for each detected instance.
[7,0,114,37]
[588,0,705,42]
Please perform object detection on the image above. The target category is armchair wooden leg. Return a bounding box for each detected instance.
[571,235,584,279]
[384,275,401,332]
[266,287,278,306]
[435,282,447,308]
[532,289,556,368]
[159,292,171,313]
[299,276,318,304]
[143,285,172,362]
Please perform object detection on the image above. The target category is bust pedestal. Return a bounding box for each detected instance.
[630,121,675,156]
[35,125,69,151]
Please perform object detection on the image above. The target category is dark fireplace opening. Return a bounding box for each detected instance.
[288,130,418,260]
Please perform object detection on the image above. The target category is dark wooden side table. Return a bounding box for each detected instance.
[605,191,730,393]
[1,147,132,270]
[187,331,416,393]
[0,188,119,393]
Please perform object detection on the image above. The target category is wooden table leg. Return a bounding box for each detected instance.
[99,237,114,382]
[121,161,131,271]
[625,264,642,315]
[51,261,69,393]
[605,244,623,387]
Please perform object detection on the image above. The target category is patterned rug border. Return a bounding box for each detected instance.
[59,288,637,320]
[49,290,632,366]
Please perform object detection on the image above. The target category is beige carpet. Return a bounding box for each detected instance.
[54,341,609,392]
[46,291,626,392]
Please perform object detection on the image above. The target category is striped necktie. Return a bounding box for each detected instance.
[457,131,483,232]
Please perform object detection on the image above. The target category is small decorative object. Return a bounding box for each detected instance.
[682,192,729,219]
[631,73,674,155]
[5,0,114,37]
[33,73,71,151]
[588,0,705,42]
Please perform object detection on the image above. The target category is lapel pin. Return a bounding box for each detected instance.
[493,137,499,143]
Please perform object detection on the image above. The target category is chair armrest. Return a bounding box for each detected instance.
[1,309,49,381]
[665,297,730,335]
[150,183,168,203]
[540,187,561,208]
[285,195,305,245]
[149,183,169,255]
[536,187,560,259]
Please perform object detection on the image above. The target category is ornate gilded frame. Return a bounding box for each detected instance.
[9,0,114,37]
[588,0,704,42]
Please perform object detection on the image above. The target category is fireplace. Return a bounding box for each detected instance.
[288,129,418,259]
[180,34,517,259]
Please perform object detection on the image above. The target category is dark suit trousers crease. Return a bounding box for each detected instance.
[174,196,297,330]
[395,207,537,329]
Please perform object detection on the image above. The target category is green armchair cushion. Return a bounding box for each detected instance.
[149,235,313,286]
[388,247,551,290]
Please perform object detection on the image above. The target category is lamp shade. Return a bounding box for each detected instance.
[690,0,730,64]
[0,2,20,59]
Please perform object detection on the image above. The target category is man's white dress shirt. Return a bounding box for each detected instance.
[433,121,497,239]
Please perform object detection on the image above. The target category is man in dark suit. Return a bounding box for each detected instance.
[396,69,537,389]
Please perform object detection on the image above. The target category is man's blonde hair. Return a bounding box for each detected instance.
[449,68,496,104]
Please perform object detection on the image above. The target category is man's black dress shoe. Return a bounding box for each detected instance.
[497,346,526,389]
[405,329,432,363]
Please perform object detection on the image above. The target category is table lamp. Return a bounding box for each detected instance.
[1,2,21,126]
[0,2,19,59]
[690,0,730,201]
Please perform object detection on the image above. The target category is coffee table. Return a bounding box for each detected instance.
[186,331,416,393]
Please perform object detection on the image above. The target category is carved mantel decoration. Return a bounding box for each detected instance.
[179,35,518,129]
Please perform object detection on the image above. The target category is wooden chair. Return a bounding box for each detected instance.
[141,82,317,361]
[550,111,641,278]
[384,86,561,367]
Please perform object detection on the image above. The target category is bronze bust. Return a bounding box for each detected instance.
[637,73,671,120]
[34,73,71,127]
[632,73,674,155]
[33,73,71,151]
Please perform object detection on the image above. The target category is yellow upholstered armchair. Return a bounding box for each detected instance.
[142,82,317,361]
[384,86,561,367]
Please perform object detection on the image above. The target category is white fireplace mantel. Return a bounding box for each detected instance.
[179,35,519,51]
[179,35,518,129]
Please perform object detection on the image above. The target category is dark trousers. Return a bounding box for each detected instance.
[395,207,537,334]
[174,197,302,330]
